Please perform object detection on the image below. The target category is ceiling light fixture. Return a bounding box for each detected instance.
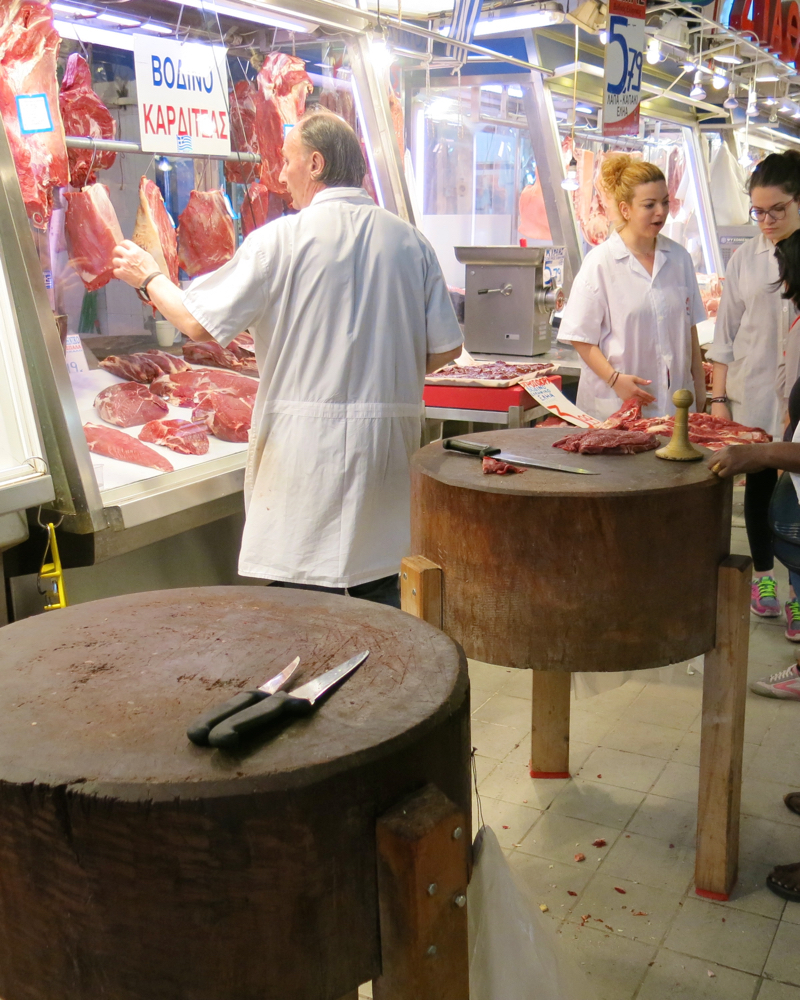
[646,37,661,65]
[475,2,565,35]
[712,69,728,89]
[690,71,706,101]
[561,156,580,190]
[723,82,738,109]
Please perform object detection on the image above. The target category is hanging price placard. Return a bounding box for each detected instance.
[603,0,646,137]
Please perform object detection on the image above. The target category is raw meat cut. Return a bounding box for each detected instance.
[667,147,684,217]
[94,382,168,428]
[388,86,404,156]
[84,422,173,472]
[225,80,259,185]
[427,361,555,386]
[58,53,115,188]
[139,418,209,456]
[598,399,772,450]
[553,428,659,455]
[177,190,235,277]
[99,353,163,383]
[0,0,69,228]
[144,349,191,374]
[699,274,723,319]
[482,456,524,475]
[319,66,356,130]
[255,52,312,195]
[63,183,123,291]
[132,177,179,285]
[230,332,254,356]
[518,181,551,241]
[539,416,569,427]
[150,368,259,407]
[240,181,284,237]
[183,340,258,375]
[703,360,714,391]
[192,391,254,442]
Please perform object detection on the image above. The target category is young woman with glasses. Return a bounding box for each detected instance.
[706,151,800,628]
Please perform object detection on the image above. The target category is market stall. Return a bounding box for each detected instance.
[0,0,412,585]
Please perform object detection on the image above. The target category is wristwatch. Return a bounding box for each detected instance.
[709,395,729,404]
[136,271,163,304]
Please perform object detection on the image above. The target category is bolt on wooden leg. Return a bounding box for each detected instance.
[696,555,751,901]
[400,556,443,629]
[530,670,571,778]
[372,784,469,1000]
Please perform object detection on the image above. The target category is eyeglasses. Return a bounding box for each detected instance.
[750,203,791,222]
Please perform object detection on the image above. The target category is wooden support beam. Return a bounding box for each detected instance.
[696,555,751,900]
[400,556,443,629]
[372,784,469,1000]
[530,671,571,778]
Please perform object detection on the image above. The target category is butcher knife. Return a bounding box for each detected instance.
[206,650,370,749]
[186,655,301,746]
[443,438,598,475]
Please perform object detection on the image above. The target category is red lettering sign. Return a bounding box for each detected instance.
[166,105,176,132]
[143,103,154,134]
[730,0,800,64]
[155,105,166,134]
[782,0,800,61]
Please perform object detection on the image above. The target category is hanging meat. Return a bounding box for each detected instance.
[319,66,356,130]
[139,418,209,456]
[388,87,404,157]
[94,382,168,428]
[518,179,551,241]
[132,177,179,285]
[225,80,259,185]
[58,53,116,188]
[240,181,284,237]
[0,0,69,228]
[255,52,312,196]
[84,423,174,472]
[667,147,684,218]
[63,183,123,291]
[177,190,235,278]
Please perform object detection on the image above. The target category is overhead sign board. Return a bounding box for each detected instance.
[603,0,646,137]
[133,37,230,157]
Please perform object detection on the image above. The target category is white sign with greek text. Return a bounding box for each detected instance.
[521,377,600,427]
[133,37,230,156]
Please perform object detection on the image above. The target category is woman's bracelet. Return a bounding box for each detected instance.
[607,370,621,388]
[709,395,729,404]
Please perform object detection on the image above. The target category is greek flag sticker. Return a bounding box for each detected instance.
[177,133,193,152]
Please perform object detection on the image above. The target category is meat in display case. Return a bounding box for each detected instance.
[0,0,410,553]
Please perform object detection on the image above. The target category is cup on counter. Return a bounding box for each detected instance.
[155,320,177,347]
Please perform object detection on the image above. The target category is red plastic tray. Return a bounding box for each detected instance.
[423,375,561,412]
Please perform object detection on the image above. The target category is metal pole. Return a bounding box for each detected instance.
[64,136,261,164]
[683,124,724,275]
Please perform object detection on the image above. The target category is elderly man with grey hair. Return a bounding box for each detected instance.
[112,108,462,605]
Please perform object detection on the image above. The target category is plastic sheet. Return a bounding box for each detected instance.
[468,826,597,1000]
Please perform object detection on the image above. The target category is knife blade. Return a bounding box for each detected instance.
[443,438,598,475]
[207,650,370,749]
[186,655,301,746]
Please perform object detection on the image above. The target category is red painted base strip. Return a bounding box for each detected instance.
[695,887,731,901]
[530,770,571,779]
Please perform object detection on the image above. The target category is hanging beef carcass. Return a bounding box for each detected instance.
[255,52,312,196]
[319,66,356,130]
[518,180,551,241]
[0,0,69,228]
[240,181,284,237]
[132,177,179,285]
[177,190,235,277]
[225,80,259,185]
[64,183,123,291]
[58,53,116,188]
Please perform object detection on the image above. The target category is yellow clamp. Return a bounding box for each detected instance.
[39,522,68,611]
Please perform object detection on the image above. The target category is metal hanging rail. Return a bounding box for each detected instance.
[64,136,261,163]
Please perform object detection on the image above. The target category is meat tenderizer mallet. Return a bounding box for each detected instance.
[655,389,704,462]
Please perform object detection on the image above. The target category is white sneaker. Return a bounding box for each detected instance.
[749,663,800,700]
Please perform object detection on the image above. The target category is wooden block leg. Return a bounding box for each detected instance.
[372,784,469,1000]
[530,671,571,778]
[335,992,359,1000]
[696,555,751,901]
[401,556,443,628]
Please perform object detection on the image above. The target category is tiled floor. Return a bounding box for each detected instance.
[359,522,800,999]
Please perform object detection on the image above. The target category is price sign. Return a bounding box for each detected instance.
[603,0,646,137]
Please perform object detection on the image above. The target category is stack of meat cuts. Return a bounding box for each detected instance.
[177,190,235,277]
[192,391,253,443]
[0,0,68,228]
[183,341,257,375]
[598,398,772,451]
[58,53,116,188]
[144,350,191,375]
[150,368,258,407]
[139,419,209,456]
[84,423,173,472]
[553,428,660,455]
[64,184,123,290]
[132,178,179,285]
[94,382,168,428]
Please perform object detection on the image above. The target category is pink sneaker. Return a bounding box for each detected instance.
[751,576,781,617]
[750,663,800,700]
[787,601,800,642]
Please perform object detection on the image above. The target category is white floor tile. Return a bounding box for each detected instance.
[599,832,695,894]
[757,981,800,1000]
[663,896,779,975]
[498,668,533,698]
[740,814,800,865]
[575,747,668,794]
[507,851,595,917]
[636,950,760,1000]
[764,922,800,986]
[477,797,542,850]
[478,760,567,809]
[742,777,800,827]
[626,794,698,848]
[649,762,700,804]
[625,690,701,731]
[470,719,527,761]
[702,859,788,921]
[548,777,645,829]
[472,692,532,729]
[601,719,686,761]
[515,811,622,870]
[556,922,656,1000]
[564,872,684,946]
[747,744,800,788]
[474,754,498,789]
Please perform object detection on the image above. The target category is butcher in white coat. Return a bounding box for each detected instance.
[112,109,462,604]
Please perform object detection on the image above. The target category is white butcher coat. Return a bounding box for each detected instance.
[706,232,797,439]
[557,231,706,420]
[182,187,462,588]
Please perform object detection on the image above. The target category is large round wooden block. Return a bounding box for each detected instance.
[0,587,469,1000]
[411,428,732,672]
